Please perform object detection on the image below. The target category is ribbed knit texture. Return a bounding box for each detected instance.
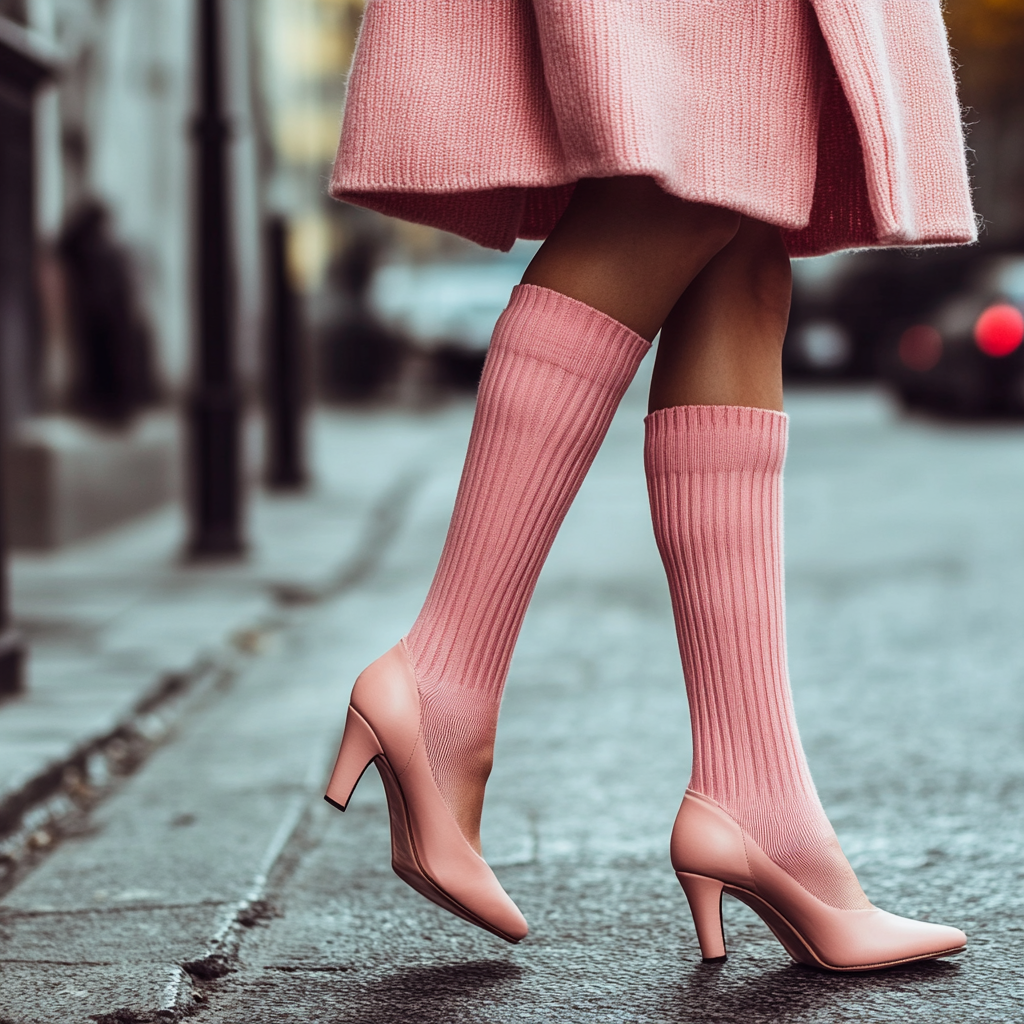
[408,284,649,816]
[645,405,869,910]
[331,1,975,257]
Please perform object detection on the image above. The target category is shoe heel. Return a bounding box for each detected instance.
[325,706,384,811]
[677,872,727,961]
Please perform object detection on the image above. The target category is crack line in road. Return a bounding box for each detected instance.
[0,898,232,920]
[159,794,314,1012]
[159,966,192,1016]
[0,957,119,966]
[158,712,353,1014]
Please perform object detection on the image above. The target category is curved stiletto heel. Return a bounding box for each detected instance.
[677,872,727,961]
[325,642,528,943]
[672,790,966,971]
[325,706,384,811]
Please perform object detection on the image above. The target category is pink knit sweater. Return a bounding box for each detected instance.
[331,1,975,257]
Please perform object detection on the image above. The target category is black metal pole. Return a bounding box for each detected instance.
[0,19,52,697]
[186,0,245,557]
[263,216,307,490]
[0,414,25,695]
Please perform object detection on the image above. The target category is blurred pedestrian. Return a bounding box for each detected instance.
[58,201,161,425]
[324,1,975,972]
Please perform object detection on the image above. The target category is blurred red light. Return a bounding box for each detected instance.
[974,304,1024,358]
[898,325,942,372]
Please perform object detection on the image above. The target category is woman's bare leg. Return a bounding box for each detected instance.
[648,216,791,412]
[522,176,741,340]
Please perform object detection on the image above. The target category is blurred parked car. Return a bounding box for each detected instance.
[783,249,980,383]
[880,255,1024,417]
[319,236,409,403]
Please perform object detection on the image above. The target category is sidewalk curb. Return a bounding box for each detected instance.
[0,469,421,899]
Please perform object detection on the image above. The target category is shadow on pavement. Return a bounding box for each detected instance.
[338,958,525,1024]
[661,957,962,1022]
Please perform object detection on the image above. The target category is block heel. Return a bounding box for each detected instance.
[325,705,383,811]
[677,872,727,961]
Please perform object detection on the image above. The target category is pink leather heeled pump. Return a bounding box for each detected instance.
[672,790,966,971]
[325,642,528,943]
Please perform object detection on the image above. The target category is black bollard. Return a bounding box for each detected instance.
[0,389,24,696]
[0,450,24,696]
[186,0,246,558]
[263,217,307,490]
[0,19,55,695]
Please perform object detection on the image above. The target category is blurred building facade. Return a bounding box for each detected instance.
[256,0,360,295]
[0,0,305,547]
[946,0,1024,247]
[32,0,264,404]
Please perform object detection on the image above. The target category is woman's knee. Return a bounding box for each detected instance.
[725,219,793,333]
[676,200,743,256]
[656,216,792,363]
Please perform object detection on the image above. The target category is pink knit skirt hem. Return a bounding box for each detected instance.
[331,0,975,257]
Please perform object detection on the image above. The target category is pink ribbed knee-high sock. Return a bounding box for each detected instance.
[645,405,869,910]
[407,284,649,818]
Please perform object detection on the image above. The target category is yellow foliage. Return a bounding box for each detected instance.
[945,0,1024,99]
[946,0,1024,50]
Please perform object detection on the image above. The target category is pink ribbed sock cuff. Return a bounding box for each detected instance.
[645,403,797,811]
[496,284,651,385]
[644,404,788,477]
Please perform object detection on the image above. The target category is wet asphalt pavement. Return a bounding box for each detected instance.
[2,379,1024,1022]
